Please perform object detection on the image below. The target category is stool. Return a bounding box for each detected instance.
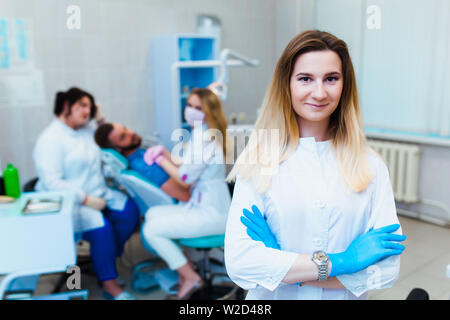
[177,234,238,300]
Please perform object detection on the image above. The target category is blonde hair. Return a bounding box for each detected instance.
[189,88,228,155]
[227,30,374,193]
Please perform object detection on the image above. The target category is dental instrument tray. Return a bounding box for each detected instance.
[21,196,62,215]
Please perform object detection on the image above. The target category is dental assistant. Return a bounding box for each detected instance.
[33,87,140,300]
[225,30,406,300]
[141,88,231,299]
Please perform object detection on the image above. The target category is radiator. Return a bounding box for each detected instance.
[367,139,420,203]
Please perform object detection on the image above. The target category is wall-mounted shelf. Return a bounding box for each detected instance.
[151,34,218,147]
[152,34,260,148]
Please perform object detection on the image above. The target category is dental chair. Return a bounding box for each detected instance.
[173,182,240,300]
[100,149,240,299]
[100,148,176,294]
[100,149,175,214]
[140,184,240,299]
[138,232,239,300]
[176,234,240,300]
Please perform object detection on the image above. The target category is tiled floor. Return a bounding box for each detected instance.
[8,215,450,300]
[368,216,450,300]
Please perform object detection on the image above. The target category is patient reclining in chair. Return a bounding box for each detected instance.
[94,122,190,202]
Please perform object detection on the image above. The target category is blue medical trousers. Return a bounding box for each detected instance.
[82,198,140,282]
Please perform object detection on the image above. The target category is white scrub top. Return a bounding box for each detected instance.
[225,137,402,300]
[178,124,231,216]
[33,118,127,233]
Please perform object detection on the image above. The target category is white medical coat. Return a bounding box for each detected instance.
[225,137,402,300]
[178,124,231,216]
[33,118,127,233]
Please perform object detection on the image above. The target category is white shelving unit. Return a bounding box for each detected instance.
[151,34,218,148]
[151,34,259,148]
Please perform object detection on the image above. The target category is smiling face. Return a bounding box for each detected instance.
[290,50,344,131]
[64,95,92,128]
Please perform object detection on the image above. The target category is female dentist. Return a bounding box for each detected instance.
[141,87,231,299]
[33,87,140,300]
[225,30,406,300]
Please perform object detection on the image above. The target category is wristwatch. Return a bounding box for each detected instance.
[312,250,330,281]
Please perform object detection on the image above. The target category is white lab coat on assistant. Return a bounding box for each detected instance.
[33,118,127,234]
[177,124,231,215]
[141,124,231,270]
[225,137,402,300]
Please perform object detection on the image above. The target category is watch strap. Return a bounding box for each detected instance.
[318,263,328,281]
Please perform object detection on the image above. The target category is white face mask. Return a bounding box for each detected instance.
[184,106,205,127]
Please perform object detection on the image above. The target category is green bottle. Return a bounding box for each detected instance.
[4,163,21,198]
[0,160,5,195]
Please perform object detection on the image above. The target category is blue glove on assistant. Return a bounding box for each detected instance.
[328,224,406,278]
[240,205,280,250]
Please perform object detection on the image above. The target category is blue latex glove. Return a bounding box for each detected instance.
[329,224,406,278]
[240,205,302,286]
[240,205,280,250]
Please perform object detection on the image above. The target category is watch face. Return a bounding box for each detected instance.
[314,251,327,262]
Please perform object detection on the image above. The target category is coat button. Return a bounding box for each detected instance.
[313,239,322,246]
